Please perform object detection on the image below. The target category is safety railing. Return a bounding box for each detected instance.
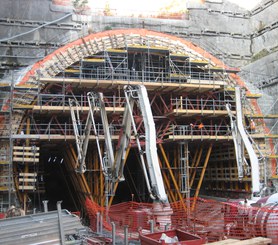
[56,66,228,85]
[0,122,123,138]
[173,124,231,137]
[36,93,126,108]
[1,122,233,139]
[171,97,236,111]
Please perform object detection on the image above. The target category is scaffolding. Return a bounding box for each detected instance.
[0,40,277,214]
[0,76,14,212]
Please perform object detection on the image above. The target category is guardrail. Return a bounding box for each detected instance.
[173,124,231,136]
[171,98,235,111]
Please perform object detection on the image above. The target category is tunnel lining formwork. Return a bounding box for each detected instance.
[0,29,275,213]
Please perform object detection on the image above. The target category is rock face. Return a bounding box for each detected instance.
[0,0,277,107]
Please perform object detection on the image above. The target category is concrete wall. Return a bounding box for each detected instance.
[0,0,277,100]
[0,0,86,75]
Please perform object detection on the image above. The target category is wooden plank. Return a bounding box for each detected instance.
[246,114,278,119]
[170,53,189,60]
[11,134,119,141]
[127,45,169,54]
[251,134,269,139]
[0,160,9,164]
[246,93,262,99]
[190,59,209,66]
[39,78,222,93]
[170,109,233,116]
[13,104,34,109]
[18,186,36,191]
[19,178,37,183]
[107,48,127,54]
[31,105,124,113]
[266,134,278,138]
[15,84,38,89]
[13,157,39,163]
[0,83,10,87]
[13,146,40,151]
[83,58,105,63]
[168,135,233,140]
[204,67,240,74]
[13,152,40,156]
[65,69,79,73]
[209,239,239,244]
[232,237,272,245]
[209,237,272,245]
[19,173,37,177]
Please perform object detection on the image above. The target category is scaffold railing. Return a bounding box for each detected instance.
[0,122,122,138]
[173,124,231,137]
[0,122,237,139]
[56,66,229,85]
[171,97,236,111]
[35,93,126,108]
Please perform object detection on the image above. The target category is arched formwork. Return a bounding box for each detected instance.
[0,29,275,212]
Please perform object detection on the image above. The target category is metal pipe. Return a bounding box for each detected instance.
[96,212,100,234]
[8,72,14,208]
[42,200,49,213]
[57,201,65,245]
[100,213,103,235]
[124,225,129,245]
[149,219,154,233]
[111,222,116,245]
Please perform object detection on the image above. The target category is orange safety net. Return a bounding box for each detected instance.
[85,198,112,231]
[85,197,278,243]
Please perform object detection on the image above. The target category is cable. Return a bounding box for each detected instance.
[0,13,73,42]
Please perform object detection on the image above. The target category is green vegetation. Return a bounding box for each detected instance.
[72,0,88,13]
[104,26,112,30]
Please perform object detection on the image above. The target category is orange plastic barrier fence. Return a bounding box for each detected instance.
[85,197,278,243]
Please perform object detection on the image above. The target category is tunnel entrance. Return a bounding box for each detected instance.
[40,144,79,212]
[5,29,267,216]
[39,144,151,212]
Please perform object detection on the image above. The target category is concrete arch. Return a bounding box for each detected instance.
[20,28,243,86]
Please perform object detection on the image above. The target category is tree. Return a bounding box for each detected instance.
[103,1,113,16]
[72,0,88,13]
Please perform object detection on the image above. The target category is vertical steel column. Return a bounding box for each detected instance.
[23,117,31,212]
[43,200,48,212]
[180,142,189,194]
[8,72,14,207]
[100,144,104,207]
[124,225,129,245]
[112,222,116,245]
[57,201,65,245]
[149,220,154,233]
[180,142,190,224]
